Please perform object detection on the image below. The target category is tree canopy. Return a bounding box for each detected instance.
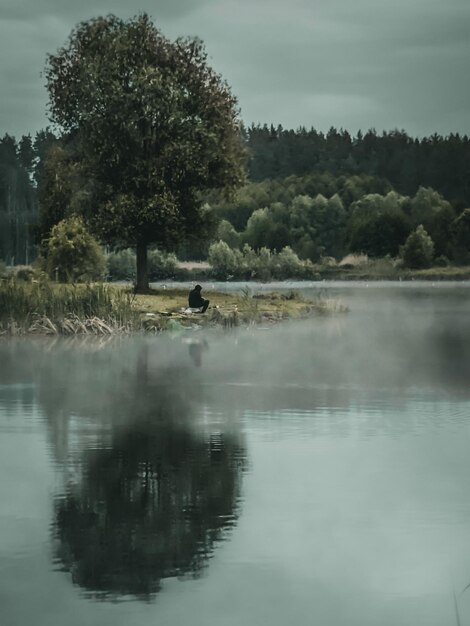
[44,14,246,289]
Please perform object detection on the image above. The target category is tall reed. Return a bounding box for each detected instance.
[0,279,139,333]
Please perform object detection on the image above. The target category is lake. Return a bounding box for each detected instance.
[1,282,470,626]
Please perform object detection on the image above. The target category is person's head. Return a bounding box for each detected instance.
[195,284,202,292]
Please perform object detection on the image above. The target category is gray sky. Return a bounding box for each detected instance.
[1,0,469,139]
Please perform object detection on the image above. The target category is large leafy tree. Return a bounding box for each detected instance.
[44,14,246,290]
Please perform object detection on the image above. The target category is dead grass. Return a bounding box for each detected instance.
[338,254,369,267]
[0,281,348,337]
[133,287,347,323]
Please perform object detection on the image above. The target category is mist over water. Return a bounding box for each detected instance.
[1,283,470,626]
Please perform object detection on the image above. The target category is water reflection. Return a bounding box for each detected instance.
[15,338,247,601]
[1,285,470,625]
[53,423,245,601]
[184,337,209,367]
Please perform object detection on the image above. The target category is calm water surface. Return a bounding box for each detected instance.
[1,283,470,626]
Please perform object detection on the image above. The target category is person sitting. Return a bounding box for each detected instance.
[188,284,210,313]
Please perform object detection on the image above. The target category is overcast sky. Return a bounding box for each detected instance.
[1,0,469,139]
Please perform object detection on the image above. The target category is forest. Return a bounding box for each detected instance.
[1,124,470,268]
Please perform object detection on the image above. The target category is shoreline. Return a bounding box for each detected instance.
[0,284,348,338]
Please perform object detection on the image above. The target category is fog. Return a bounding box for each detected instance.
[1,284,470,626]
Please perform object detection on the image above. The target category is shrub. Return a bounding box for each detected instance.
[107,249,135,281]
[0,260,7,278]
[217,219,241,249]
[253,247,272,281]
[434,255,450,268]
[338,254,369,267]
[208,241,243,280]
[107,248,179,281]
[400,225,435,269]
[46,216,106,282]
[321,256,338,267]
[272,247,304,279]
[349,210,410,257]
[148,249,178,280]
[208,241,317,281]
[0,279,138,331]
[450,208,470,264]
[15,267,36,282]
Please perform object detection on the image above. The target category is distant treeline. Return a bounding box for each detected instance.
[244,125,470,211]
[0,130,55,264]
[211,173,470,264]
[1,125,470,265]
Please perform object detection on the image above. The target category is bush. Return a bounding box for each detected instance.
[338,254,369,268]
[15,267,36,282]
[107,249,135,281]
[0,260,7,278]
[208,241,317,281]
[148,249,178,280]
[0,279,138,331]
[272,247,305,279]
[400,225,435,269]
[253,247,272,281]
[46,216,106,282]
[217,219,241,249]
[450,208,470,264]
[107,248,179,281]
[434,255,450,268]
[208,241,243,280]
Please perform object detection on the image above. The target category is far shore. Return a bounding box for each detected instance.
[5,262,470,283]
[171,262,470,282]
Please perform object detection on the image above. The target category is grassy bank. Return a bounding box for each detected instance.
[0,280,139,336]
[0,280,346,337]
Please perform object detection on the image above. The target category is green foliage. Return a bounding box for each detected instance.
[15,267,36,282]
[106,248,179,281]
[148,249,178,280]
[0,260,7,277]
[207,241,243,280]
[44,14,246,290]
[0,279,138,331]
[5,113,470,273]
[252,247,273,282]
[106,249,136,281]
[348,192,410,257]
[274,247,305,278]
[245,125,470,212]
[46,216,106,282]
[36,139,91,246]
[289,193,346,259]
[243,208,272,249]
[400,225,435,269]
[217,219,241,249]
[208,241,315,281]
[451,208,470,264]
[409,187,455,256]
[0,134,38,265]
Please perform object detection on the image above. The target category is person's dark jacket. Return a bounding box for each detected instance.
[188,287,205,308]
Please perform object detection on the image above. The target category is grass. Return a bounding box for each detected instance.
[0,279,139,335]
[134,286,348,324]
[0,280,347,336]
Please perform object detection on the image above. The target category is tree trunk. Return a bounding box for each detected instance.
[136,240,149,292]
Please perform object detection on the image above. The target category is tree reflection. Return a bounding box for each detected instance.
[50,342,246,601]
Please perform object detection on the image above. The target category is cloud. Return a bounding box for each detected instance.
[0,0,208,22]
[1,0,469,138]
